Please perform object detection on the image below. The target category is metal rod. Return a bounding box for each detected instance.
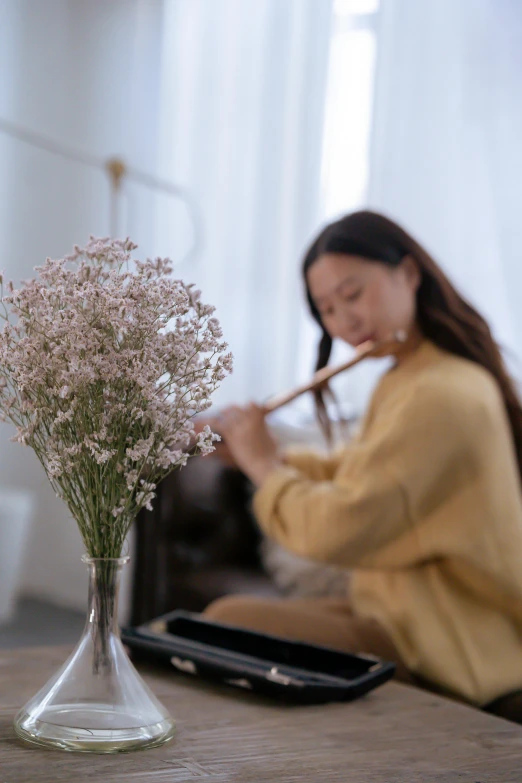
[0,117,200,261]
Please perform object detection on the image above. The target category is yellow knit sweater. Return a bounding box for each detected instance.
[253,340,522,705]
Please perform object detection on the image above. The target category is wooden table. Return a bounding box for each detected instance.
[2,646,522,782]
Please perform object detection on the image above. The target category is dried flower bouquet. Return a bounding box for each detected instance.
[0,236,232,557]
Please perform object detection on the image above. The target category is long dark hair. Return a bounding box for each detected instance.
[303,210,522,477]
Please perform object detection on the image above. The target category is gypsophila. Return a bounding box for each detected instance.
[0,237,232,557]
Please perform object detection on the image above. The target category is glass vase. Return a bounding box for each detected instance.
[13,555,176,753]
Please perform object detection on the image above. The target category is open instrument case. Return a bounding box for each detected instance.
[122,609,395,704]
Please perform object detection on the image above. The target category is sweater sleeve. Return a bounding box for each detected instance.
[253,381,477,568]
[282,447,341,481]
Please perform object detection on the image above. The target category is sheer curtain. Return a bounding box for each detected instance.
[305,0,522,420]
[0,0,334,608]
[368,0,522,375]
[155,0,333,407]
[296,0,387,423]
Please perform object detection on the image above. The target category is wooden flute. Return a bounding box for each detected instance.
[262,332,406,415]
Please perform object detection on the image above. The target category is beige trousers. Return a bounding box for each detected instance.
[203,594,414,684]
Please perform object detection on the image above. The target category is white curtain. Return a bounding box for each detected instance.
[368,0,522,374]
[155,0,333,407]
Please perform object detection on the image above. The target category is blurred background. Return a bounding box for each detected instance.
[0,0,521,633]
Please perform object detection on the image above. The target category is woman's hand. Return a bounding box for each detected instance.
[214,403,283,486]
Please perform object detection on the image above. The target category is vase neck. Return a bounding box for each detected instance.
[84,557,128,637]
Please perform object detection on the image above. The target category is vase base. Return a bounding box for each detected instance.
[14,706,176,753]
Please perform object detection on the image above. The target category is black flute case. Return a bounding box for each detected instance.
[122,609,395,704]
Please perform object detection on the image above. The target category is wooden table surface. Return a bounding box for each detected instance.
[2,645,522,782]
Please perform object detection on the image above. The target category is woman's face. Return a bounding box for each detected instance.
[306,253,420,348]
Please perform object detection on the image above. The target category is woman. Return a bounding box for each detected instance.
[203,210,522,707]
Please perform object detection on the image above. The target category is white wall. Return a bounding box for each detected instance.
[0,0,164,610]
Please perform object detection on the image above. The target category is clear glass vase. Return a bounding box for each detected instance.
[13,555,176,753]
